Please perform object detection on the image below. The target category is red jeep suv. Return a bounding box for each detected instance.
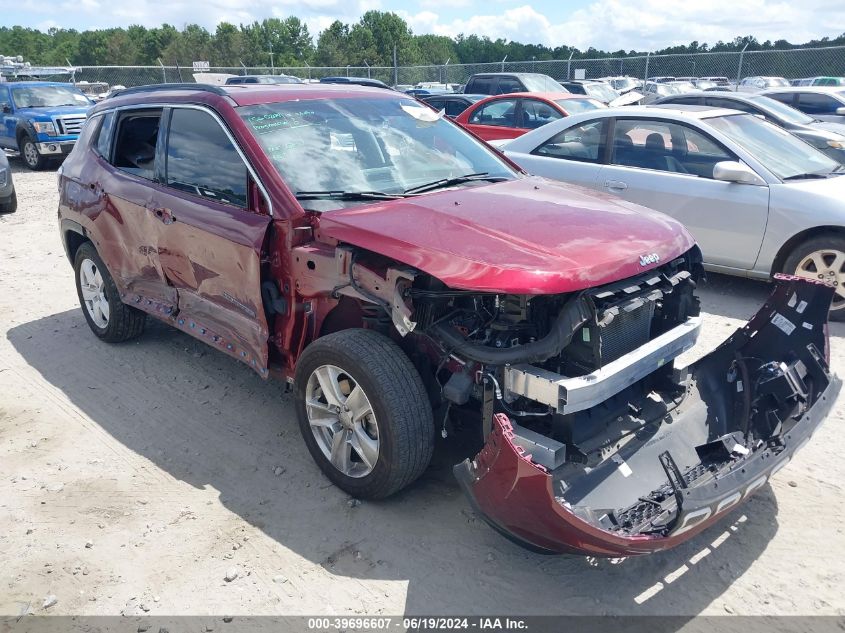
[57,83,840,556]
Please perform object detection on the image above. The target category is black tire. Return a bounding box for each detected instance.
[73,241,146,342]
[19,134,48,171]
[782,235,845,322]
[0,191,15,214]
[294,328,435,499]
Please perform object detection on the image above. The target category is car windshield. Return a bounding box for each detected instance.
[238,96,516,208]
[584,83,619,102]
[556,98,605,113]
[707,113,839,180]
[11,85,90,108]
[611,78,637,91]
[520,74,567,92]
[654,84,682,96]
[748,95,816,124]
[765,77,790,87]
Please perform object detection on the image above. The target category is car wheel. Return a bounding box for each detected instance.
[20,134,48,171]
[74,242,146,342]
[784,236,845,321]
[294,328,435,499]
[0,191,16,214]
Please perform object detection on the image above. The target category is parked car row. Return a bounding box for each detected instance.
[54,82,840,557]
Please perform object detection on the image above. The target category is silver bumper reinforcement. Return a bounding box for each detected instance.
[504,316,702,414]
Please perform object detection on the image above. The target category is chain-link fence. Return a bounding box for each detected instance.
[14,45,845,89]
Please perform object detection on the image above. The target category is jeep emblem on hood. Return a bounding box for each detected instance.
[640,253,660,267]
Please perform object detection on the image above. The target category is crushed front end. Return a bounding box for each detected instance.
[416,257,839,555]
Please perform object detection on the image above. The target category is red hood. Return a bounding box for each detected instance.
[317,177,696,294]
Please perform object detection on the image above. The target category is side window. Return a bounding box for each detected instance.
[670,97,704,106]
[706,97,755,114]
[520,99,562,129]
[112,110,162,180]
[166,108,248,208]
[767,92,795,106]
[496,78,523,94]
[797,93,840,115]
[532,119,606,163]
[468,99,518,127]
[611,119,732,177]
[94,111,115,159]
[0,85,10,110]
[444,100,468,117]
[468,77,493,94]
[425,99,445,111]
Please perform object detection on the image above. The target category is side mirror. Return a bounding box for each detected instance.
[713,160,766,185]
[836,106,845,116]
[1,103,10,114]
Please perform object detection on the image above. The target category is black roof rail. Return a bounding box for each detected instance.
[110,83,228,98]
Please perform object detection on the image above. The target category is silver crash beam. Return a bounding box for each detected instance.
[504,316,702,414]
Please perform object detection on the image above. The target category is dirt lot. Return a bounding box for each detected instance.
[1,163,844,618]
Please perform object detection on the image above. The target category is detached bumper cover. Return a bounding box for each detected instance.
[455,277,841,556]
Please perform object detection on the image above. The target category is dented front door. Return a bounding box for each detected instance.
[151,106,272,374]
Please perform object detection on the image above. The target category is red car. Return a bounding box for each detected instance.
[57,84,839,556]
[454,92,605,141]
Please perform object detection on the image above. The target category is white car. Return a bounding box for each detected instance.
[500,104,845,319]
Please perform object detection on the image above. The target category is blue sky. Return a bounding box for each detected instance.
[2,0,844,51]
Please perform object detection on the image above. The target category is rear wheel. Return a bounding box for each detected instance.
[20,134,48,171]
[783,235,845,321]
[294,328,435,499]
[74,242,146,342]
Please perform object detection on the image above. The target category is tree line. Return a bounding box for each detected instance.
[2,13,844,68]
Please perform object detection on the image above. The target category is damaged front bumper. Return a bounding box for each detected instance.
[455,277,841,556]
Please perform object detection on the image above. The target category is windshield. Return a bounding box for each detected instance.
[11,85,90,108]
[766,77,790,87]
[653,84,683,96]
[556,98,605,114]
[239,96,515,208]
[707,113,838,180]
[748,95,815,125]
[611,78,637,91]
[520,74,567,92]
[671,81,696,92]
[584,83,619,102]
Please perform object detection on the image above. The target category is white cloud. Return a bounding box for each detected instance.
[403,0,845,50]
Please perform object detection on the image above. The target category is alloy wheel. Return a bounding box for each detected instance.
[23,140,39,168]
[794,248,845,313]
[79,258,110,328]
[305,364,380,478]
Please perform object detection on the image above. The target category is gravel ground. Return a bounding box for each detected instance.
[1,163,844,618]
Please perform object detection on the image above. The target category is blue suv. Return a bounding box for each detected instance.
[0,81,93,170]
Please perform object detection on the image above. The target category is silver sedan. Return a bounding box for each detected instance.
[500,104,845,319]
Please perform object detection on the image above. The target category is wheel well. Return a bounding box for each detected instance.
[771,226,845,276]
[64,230,89,263]
[319,297,367,337]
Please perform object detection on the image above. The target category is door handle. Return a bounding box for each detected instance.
[150,207,176,225]
[604,179,628,191]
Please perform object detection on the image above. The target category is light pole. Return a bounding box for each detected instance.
[532,55,535,72]
[267,42,275,74]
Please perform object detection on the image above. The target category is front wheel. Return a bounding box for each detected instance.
[783,236,845,321]
[294,328,435,499]
[74,241,146,342]
[20,134,48,170]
